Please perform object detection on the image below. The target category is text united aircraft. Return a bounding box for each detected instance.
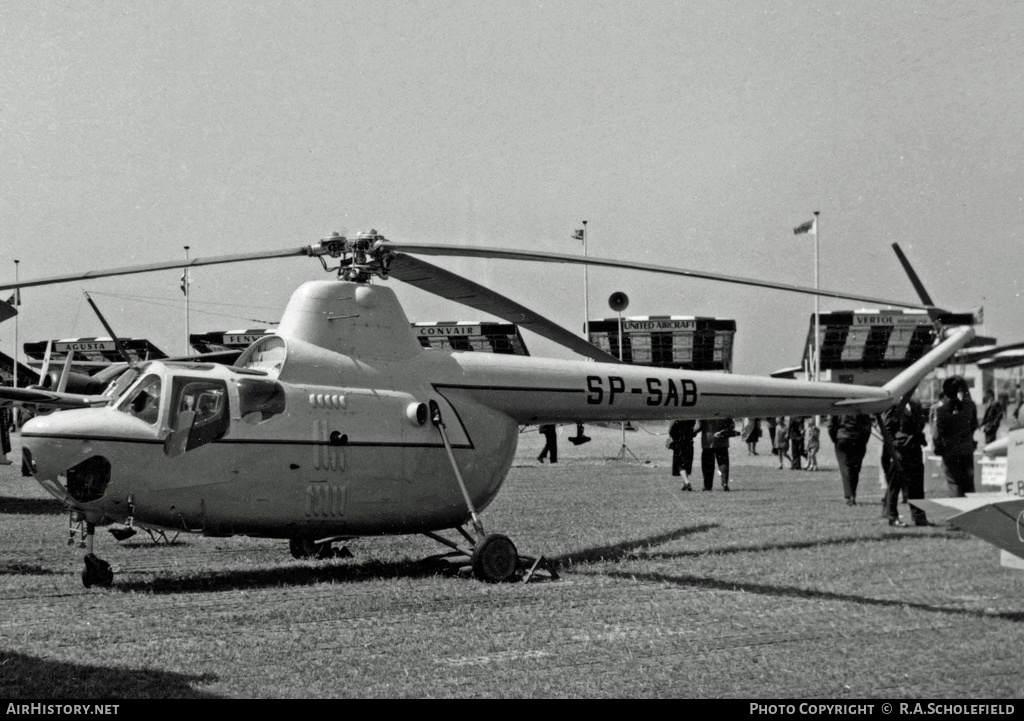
[0,231,974,587]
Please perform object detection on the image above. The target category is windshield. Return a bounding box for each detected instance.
[117,374,162,425]
[104,362,153,400]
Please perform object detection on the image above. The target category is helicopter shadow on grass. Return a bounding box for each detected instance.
[548,523,721,567]
[107,525,722,594]
[603,566,1024,623]
[0,650,220,699]
[571,530,1024,623]
[0,495,66,515]
[113,556,461,595]
[0,562,58,576]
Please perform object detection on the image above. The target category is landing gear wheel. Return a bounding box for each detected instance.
[82,553,113,588]
[471,533,519,583]
[289,537,332,560]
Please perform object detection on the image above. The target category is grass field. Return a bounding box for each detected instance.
[1,424,1022,699]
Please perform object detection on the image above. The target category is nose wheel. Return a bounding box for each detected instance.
[78,521,114,588]
[82,552,113,588]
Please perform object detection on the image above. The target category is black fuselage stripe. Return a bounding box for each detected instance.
[437,384,854,403]
[19,434,468,449]
[434,384,585,393]
[699,392,853,401]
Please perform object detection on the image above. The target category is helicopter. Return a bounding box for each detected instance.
[0,230,975,587]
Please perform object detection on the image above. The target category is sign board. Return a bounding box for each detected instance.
[1003,427,1024,498]
[190,329,273,353]
[23,338,167,372]
[412,322,529,355]
[587,316,735,371]
[806,310,976,372]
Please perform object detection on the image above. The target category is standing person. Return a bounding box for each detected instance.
[880,393,930,527]
[828,411,873,506]
[1015,381,1024,422]
[537,423,558,464]
[698,417,736,491]
[767,416,778,456]
[932,376,978,497]
[804,417,820,471]
[981,390,1003,445]
[669,419,697,491]
[774,417,790,470]
[787,416,805,470]
[741,417,761,455]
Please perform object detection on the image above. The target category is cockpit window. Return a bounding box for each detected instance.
[238,336,286,374]
[170,377,230,451]
[118,374,162,425]
[237,377,286,423]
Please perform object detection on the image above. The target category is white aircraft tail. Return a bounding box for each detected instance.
[881,326,975,401]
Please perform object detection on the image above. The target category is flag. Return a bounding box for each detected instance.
[793,218,816,235]
[571,228,584,242]
[5,289,20,306]
[180,269,189,296]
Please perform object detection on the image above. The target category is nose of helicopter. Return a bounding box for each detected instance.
[20,411,101,482]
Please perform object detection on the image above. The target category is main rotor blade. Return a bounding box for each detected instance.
[0,247,312,292]
[84,292,136,368]
[890,243,936,306]
[389,243,931,310]
[387,253,622,363]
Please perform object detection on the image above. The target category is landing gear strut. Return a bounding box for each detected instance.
[80,522,113,588]
[427,401,557,582]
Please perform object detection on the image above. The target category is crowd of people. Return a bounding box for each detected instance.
[661,374,1003,527]
[535,373,1010,524]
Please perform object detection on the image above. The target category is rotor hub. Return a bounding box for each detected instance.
[309,229,395,283]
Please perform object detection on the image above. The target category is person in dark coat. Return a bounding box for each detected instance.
[767,416,778,456]
[880,393,930,526]
[669,419,698,491]
[537,424,558,464]
[698,418,736,491]
[931,376,978,496]
[981,390,1003,445]
[828,411,873,506]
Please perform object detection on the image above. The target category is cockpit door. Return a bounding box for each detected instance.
[164,377,230,457]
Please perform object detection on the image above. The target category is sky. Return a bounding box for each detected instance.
[1,1,1021,376]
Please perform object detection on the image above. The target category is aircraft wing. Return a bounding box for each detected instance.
[910,495,1024,560]
[0,386,110,410]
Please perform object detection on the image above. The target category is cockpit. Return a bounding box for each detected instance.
[107,361,286,453]
[118,373,162,425]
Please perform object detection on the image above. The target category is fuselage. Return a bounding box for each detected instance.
[19,279,901,540]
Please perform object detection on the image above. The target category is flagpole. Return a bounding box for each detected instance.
[184,246,190,356]
[582,220,589,344]
[813,210,820,383]
[13,260,19,429]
